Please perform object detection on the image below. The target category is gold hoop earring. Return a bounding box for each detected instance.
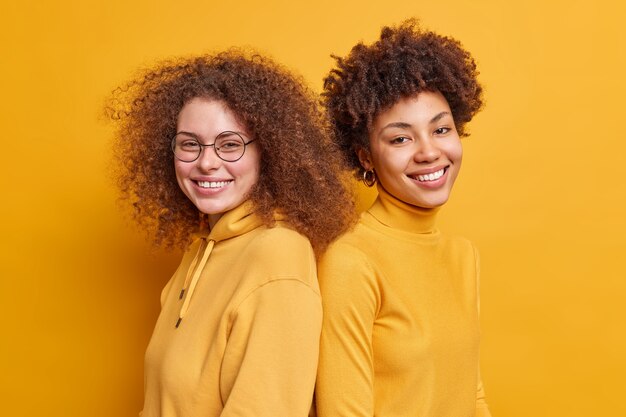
[362,169,376,187]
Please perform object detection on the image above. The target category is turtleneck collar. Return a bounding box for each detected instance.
[367,184,440,234]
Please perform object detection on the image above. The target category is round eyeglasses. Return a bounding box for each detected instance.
[171,131,256,163]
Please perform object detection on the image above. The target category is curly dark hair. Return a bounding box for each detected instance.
[106,49,354,254]
[323,18,484,176]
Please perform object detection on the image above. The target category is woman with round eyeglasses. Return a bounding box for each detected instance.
[314,20,492,416]
[107,50,354,417]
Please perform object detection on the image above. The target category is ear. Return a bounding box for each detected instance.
[357,148,373,171]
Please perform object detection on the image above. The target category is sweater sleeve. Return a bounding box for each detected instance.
[315,244,379,417]
[476,371,492,417]
[219,278,322,417]
[474,245,492,417]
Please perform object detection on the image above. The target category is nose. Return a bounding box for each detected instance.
[413,137,441,163]
[196,144,221,171]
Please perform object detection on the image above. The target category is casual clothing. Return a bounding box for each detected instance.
[315,185,491,417]
[140,201,322,417]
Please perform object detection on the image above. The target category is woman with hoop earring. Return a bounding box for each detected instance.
[314,19,492,417]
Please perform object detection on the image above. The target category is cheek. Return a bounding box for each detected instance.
[249,163,261,186]
[374,148,412,175]
[245,152,262,183]
[230,154,261,185]
[174,161,190,188]
[443,138,463,166]
[452,143,463,165]
[446,141,463,185]
[174,161,183,177]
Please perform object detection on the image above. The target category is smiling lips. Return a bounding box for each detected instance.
[408,166,448,184]
[415,168,445,182]
[196,180,233,189]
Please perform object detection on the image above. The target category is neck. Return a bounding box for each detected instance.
[207,213,222,229]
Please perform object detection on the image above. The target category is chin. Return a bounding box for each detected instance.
[410,194,451,209]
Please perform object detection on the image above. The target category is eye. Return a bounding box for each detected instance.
[180,140,200,150]
[390,136,411,145]
[217,140,244,152]
[434,127,451,135]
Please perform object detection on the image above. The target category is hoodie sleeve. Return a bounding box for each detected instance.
[218,278,322,417]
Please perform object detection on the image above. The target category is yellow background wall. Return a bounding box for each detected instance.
[1,0,625,415]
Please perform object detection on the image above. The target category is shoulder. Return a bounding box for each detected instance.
[439,233,478,259]
[240,222,317,287]
[323,215,379,254]
[317,227,380,294]
[438,234,481,289]
[247,222,314,258]
[320,218,374,266]
[320,235,370,268]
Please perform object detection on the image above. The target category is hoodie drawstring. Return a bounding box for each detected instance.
[176,238,215,328]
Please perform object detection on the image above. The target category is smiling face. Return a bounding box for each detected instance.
[174,97,260,226]
[359,90,463,209]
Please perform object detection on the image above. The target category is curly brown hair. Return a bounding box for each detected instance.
[323,18,484,176]
[106,49,354,254]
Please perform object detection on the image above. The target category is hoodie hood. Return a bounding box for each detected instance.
[176,201,263,328]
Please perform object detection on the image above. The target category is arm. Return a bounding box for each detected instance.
[315,245,379,417]
[476,370,492,417]
[219,278,322,417]
[474,245,493,417]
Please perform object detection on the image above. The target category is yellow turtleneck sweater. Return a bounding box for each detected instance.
[314,186,491,417]
[140,202,321,417]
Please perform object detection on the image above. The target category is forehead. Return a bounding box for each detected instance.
[177,97,247,136]
[372,91,452,131]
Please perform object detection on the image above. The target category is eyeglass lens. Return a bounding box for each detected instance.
[172,132,247,162]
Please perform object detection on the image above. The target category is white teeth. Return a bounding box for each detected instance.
[197,180,231,188]
[416,168,445,182]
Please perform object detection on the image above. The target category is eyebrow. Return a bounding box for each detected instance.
[378,111,453,135]
[176,131,199,137]
[381,121,411,131]
[175,130,248,141]
[378,122,412,135]
[430,111,452,123]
